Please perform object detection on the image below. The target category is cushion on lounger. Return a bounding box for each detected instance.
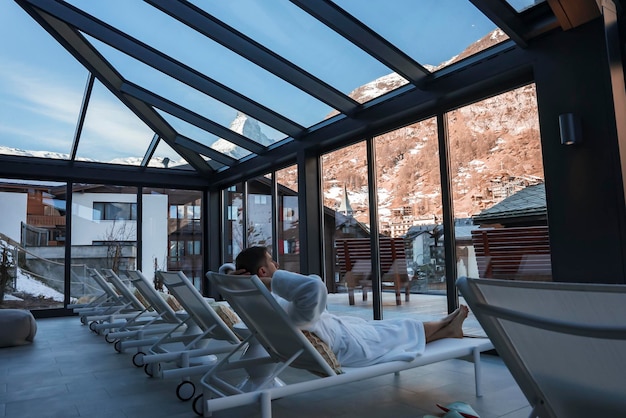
[0,309,37,348]
[302,330,342,375]
[208,302,241,330]
[161,292,183,312]
[133,289,149,309]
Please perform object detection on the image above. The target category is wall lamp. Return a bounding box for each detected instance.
[559,113,582,145]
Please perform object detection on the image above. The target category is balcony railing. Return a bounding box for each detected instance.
[27,215,66,226]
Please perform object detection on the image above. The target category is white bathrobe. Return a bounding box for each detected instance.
[271,270,426,367]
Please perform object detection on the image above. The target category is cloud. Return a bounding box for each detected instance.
[0,63,82,124]
[0,60,153,161]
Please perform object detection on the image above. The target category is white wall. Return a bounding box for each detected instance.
[0,192,27,243]
[71,193,137,245]
[71,192,168,278]
[141,194,168,279]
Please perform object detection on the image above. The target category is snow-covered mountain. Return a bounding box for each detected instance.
[211,112,274,159]
[0,146,181,168]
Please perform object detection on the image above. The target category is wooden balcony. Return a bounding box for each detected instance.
[27,215,66,227]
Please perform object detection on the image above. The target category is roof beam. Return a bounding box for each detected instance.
[120,82,267,155]
[0,154,209,188]
[141,133,160,167]
[174,135,238,167]
[70,72,94,160]
[145,0,360,115]
[290,0,430,85]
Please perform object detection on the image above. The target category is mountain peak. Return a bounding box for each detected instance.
[211,113,274,159]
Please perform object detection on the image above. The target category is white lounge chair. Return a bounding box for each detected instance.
[201,272,494,418]
[87,269,164,338]
[456,276,626,418]
[74,268,146,328]
[150,271,243,399]
[108,269,189,355]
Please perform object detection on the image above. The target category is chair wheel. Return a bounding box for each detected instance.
[104,333,116,343]
[114,340,122,353]
[132,351,145,367]
[89,321,98,332]
[144,362,160,377]
[176,380,195,401]
[192,394,204,416]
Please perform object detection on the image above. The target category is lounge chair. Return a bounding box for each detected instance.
[200,271,493,418]
[74,268,146,328]
[456,276,626,418]
[149,271,243,399]
[107,269,189,354]
[86,269,166,338]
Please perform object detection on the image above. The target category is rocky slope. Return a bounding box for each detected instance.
[281,29,544,223]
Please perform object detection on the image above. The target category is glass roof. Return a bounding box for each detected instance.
[1,0,556,177]
[333,0,498,69]
[505,0,546,13]
[76,78,155,164]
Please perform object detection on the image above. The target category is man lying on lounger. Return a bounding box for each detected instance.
[231,246,468,367]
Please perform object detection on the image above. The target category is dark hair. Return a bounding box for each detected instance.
[235,246,269,274]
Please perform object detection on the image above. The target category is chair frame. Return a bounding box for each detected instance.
[457,276,626,418]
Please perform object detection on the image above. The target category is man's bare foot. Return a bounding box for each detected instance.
[442,306,461,325]
[441,305,469,326]
[424,305,471,343]
[446,306,469,338]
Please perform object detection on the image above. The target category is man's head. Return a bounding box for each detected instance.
[235,246,279,277]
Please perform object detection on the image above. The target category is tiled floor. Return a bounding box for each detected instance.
[0,293,531,418]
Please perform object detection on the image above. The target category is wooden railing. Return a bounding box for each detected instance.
[335,237,411,305]
[27,215,66,226]
[471,226,552,281]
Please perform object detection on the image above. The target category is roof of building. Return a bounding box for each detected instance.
[472,183,547,226]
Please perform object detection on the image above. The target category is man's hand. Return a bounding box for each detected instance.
[227,268,271,291]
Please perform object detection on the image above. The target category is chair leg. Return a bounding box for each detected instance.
[348,289,355,305]
[405,285,410,302]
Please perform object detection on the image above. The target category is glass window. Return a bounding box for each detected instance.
[0,2,86,160]
[0,179,67,310]
[277,164,300,272]
[93,202,137,221]
[74,79,154,164]
[334,0,503,72]
[247,177,273,251]
[447,84,550,282]
[189,0,397,104]
[71,185,138,301]
[322,142,372,308]
[223,183,244,263]
[147,188,203,286]
[374,117,447,301]
[505,0,545,13]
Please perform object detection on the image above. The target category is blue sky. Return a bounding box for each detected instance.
[0,0,501,163]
